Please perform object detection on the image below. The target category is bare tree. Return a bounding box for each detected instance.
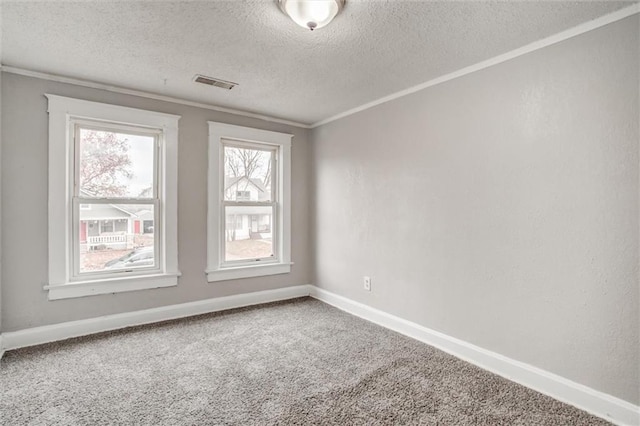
[80,130,132,196]
[224,147,265,181]
[225,148,243,179]
[138,186,153,198]
[238,148,262,180]
[262,159,271,190]
[226,215,239,242]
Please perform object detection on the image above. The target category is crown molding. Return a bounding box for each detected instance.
[0,66,312,129]
[311,3,640,128]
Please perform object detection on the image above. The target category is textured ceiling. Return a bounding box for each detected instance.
[1,1,635,125]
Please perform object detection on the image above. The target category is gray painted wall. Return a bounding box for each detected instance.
[0,69,3,336]
[312,16,639,404]
[1,73,312,331]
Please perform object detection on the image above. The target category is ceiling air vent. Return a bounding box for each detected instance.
[194,75,238,90]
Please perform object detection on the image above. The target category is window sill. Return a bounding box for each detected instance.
[206,262,292,282]
[44,272,181,300]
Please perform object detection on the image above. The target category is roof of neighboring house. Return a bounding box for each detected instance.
[79,189,139,217]
[136,210,154,220]
[224,176,268,193]
[112,205,138,217]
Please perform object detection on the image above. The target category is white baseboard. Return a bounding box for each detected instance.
[309,286,640,426]
[1,284,312,352]
[2,284,637,425]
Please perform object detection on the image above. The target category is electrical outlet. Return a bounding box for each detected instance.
[363,276,371,291]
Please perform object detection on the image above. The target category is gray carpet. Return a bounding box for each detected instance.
[1,297,611,425]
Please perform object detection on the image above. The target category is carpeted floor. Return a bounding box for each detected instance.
[1,297,611,425]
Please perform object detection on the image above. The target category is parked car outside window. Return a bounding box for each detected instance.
[104,246,154,270]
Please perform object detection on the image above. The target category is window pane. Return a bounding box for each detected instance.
[78,127,155,198]
[79,203,155,273]
[224,205,274,262]
[223,145,273,202]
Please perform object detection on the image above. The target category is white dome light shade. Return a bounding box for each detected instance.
[279,0,345,31]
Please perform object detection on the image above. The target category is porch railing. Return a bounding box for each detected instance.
[87,234,134,250]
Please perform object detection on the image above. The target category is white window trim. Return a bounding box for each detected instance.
[206,122,292,282]
[46,94,181,300]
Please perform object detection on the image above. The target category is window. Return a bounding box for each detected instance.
[45,95,180,300]
[207,122,292,281]
[143,220,154,234]
[100,219,115,234]
[236,190,251,201]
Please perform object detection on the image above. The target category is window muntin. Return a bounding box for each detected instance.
[72,121,160,279]
[221,140,277,265]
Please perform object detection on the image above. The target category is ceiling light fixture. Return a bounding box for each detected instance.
[278,0,345,31]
